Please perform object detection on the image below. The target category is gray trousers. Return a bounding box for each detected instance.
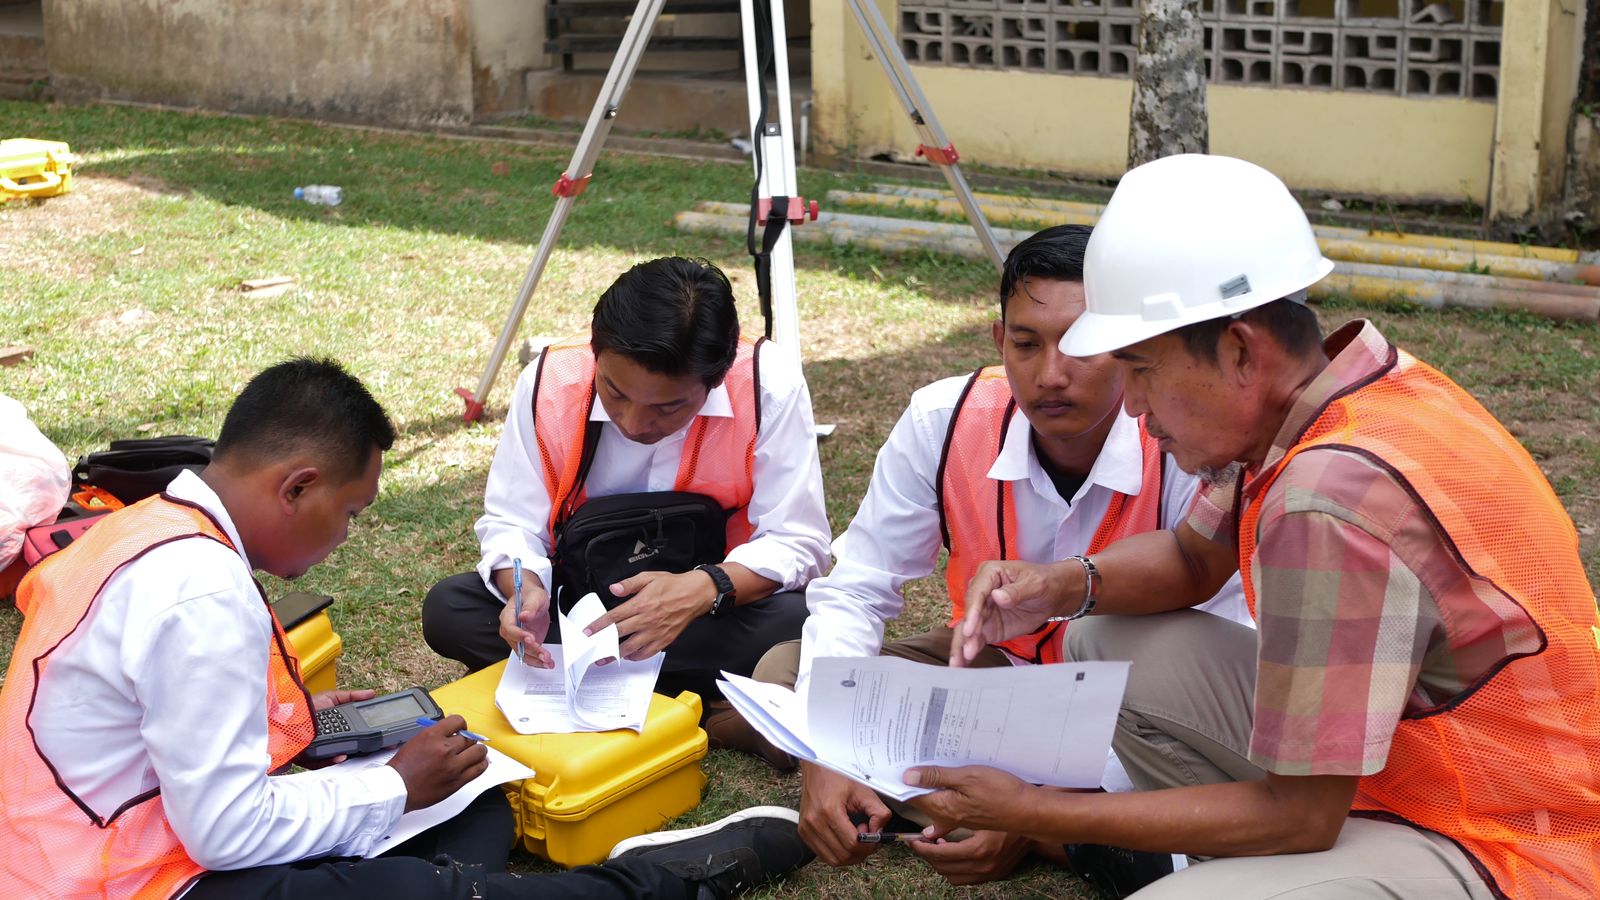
[1067,611,1495,900]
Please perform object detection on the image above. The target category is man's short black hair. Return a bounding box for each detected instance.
[591,257,740,389]
[1173,294,1324,365]
[213,357,396,482]
[998,224,1092,319]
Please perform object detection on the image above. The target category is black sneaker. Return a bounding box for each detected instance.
[1066,843,1187,898]
[607,806,814,899]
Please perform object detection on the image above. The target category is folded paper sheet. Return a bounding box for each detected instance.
[494,592,664,734]
[719,655,1130,800]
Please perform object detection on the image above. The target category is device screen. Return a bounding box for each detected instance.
[361,693,428,728]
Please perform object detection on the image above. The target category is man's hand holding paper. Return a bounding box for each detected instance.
[902,764,1039,838]
[583,569,714,661]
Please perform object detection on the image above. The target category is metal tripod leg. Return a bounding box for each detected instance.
[845,0,1006,271]
[456,0,668,421]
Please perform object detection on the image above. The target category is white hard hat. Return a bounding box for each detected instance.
[1061,154,1335,357]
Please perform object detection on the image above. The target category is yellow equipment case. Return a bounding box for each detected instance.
[431,660,709,867]
[274,591,343,696]
[0,139,78,201]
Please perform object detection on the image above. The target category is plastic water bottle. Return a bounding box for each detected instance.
[294,185,343,206]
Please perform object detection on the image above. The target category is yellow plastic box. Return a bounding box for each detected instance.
[431,660,709,868]
[0,139,78,201]
[285,611,342,695]
[276,592,343,696]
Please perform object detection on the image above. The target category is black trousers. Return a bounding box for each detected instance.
[421,572,808,703]
[186,789,691,900]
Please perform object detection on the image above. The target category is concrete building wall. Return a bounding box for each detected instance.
[814,0,1570,212]
[44,0,476,126]
[470,0,545,116]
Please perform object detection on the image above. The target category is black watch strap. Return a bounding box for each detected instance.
[696,563,736,616]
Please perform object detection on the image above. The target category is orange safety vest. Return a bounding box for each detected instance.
[532,334,763,551]
[0,495,316,899]
[939,367,1165,664]
[1238,346,1600,899]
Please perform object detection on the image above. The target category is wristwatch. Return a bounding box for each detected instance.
[696,563,736,617]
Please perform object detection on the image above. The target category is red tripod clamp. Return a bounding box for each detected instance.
[756,197,820,225]
[916,143,961,166]
[455,387,486,422]
[551,172,592,198]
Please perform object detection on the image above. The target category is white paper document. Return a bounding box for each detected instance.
[317,745,535,857]
[719,655,1130,800]
[494,592,664,734]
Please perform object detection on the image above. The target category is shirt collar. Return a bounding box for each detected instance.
[987,405,1147,500]
[165,468,252,570]
[588,382,734,422]
[1243,318,1393,499]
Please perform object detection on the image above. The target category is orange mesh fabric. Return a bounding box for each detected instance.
[1239,349,1600,899]
[941,368,1164,664]
[534,335,762,551]
[0,495,315,899]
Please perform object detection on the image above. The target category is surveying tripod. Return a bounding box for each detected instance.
[457,0,1006,421]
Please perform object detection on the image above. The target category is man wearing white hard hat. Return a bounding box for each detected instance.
[900,155,1600,899]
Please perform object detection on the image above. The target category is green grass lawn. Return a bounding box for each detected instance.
[2,100,1597,899]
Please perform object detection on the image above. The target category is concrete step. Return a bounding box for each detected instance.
[0,75,50,102]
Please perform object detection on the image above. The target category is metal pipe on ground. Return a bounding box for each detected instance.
[675,204,1600,324]
[837,186,1600,270]
[1315,270,1600,322]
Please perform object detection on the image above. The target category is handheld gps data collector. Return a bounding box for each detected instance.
[303,686,445,761]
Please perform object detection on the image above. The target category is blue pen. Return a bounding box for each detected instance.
[416,716,490,744]
[512,558,525,660]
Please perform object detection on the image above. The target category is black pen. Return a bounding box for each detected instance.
[856,831,929,844]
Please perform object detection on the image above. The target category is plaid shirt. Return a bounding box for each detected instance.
[1187,320,1543,777]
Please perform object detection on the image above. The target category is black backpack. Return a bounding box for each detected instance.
[72,435,215,504]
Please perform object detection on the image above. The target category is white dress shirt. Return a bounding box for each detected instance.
[475,339,831,601]
[799,374,1252,691]
[30,470,406,872]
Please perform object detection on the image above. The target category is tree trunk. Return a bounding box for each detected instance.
[1128,0,1209,169]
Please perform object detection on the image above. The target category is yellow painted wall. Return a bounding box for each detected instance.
[815,0,1496,203]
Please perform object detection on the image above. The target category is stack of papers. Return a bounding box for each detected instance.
[494,592,664,734]
[317,745,535,856]
[719,655,1129,800]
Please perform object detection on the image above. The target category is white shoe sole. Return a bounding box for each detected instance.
[607,805,800,860]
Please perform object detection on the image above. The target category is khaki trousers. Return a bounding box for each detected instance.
[1065,611,1494,900]
[751,625,1011,689]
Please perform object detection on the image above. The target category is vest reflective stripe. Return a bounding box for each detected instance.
[1238,346,1600,899]
[533,335,762,551]
[940,367,1164,664]
[0,495,316,899]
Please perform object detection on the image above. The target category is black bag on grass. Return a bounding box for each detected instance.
[72,435,215,504]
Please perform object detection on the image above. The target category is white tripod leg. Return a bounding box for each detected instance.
[458,0,669,420]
